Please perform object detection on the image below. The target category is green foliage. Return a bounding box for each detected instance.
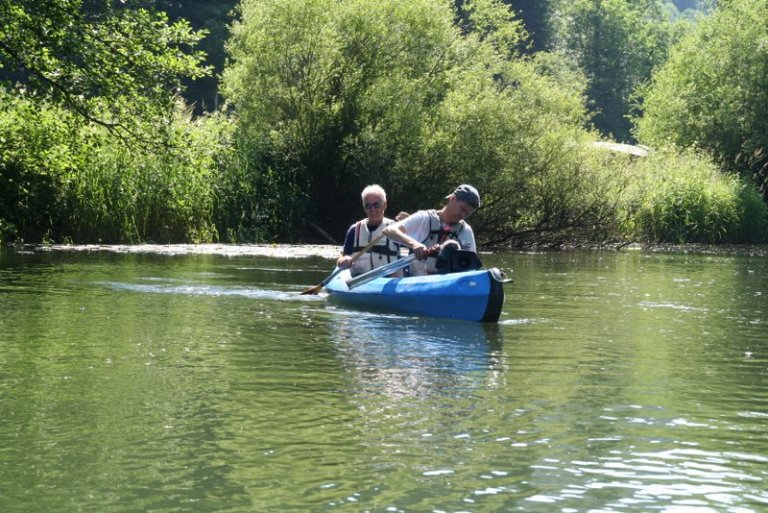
[63,107,226,243]
[1,0,226,244]
[618,148,767,243]
[225,0,458,235]
[397,55,624,245]
[157,0,239,112]
[0,89,228,243]
[553,0,685,142]
[212,129,307,242]
[0,89,82,242]
[503,0,557,53]
[3,0,758,248]
[634,0,768,195]
[224,0,615,241]
[0,0,210,139]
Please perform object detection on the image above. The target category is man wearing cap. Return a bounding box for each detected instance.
[383,184,480,276]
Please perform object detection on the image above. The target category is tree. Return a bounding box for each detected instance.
[503,0,557,53]
[223,0,475,236]
[156,0,238,113]
[635,0,768,195]
[552,0,682,142]
[0,0,210,140]
[222,0,619,244]
[1,0,217,244]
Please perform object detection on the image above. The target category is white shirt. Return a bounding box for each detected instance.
[395,209,476,275]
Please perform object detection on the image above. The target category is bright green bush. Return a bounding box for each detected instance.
[62,106,228,243]
[223,0,524,236]
[618,148,768,243]
[222,0,621,243]
[0,90,82,243]
[635,0,768,191]
[1,89,229,244]
[393,56,624,246]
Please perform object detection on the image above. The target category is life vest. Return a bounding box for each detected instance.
[421,209,466,247]
[350,218,401,276]
[415,210,466,273]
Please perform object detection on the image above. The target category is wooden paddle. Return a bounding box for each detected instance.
[299,233,385,295]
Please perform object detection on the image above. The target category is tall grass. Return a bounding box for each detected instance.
[618,148,768,244]
[64,110,229,243]
[1,93,230,244]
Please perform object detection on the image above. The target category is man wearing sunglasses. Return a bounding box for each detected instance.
[336,184,407,276]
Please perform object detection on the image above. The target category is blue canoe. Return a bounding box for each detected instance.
[325,267,507,323]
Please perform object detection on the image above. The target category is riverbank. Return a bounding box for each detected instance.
[7,242,768,259]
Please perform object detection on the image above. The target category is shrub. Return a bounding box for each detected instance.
[618,148,768,243]
[0,89,82,242]
[64,106,227,243]
[1,89,228,244]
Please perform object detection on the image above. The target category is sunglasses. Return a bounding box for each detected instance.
[364,201,383,210]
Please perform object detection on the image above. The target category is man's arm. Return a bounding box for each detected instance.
[459,223,477,253]
[383,213,435,259]
[336,225,357,267]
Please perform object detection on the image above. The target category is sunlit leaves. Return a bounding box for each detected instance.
[636,0,768,194]
[0,0,210,139]
[223,0,612,243]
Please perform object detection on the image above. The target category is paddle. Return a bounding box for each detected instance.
[346,253,416,290]
[346,246,439,290]
[299,233,385,295]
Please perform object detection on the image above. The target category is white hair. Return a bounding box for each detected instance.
[361,184,387,202]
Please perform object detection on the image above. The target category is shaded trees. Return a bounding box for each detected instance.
[503,0,557,53]
[156,0,237,113]
[552,0,683,142]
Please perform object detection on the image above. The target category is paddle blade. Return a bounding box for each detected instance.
[300,284,323,295]
[299,266,346,295]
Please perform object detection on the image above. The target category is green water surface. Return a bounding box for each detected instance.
[1,248,766,512]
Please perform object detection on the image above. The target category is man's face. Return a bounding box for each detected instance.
[445,195,476,224]
[363,194,386,223]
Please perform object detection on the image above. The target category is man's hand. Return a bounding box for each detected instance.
[414,244,440,259]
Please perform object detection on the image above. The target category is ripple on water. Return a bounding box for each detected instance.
[92,280,326,302]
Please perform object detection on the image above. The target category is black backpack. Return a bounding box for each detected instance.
[434,242,482,274]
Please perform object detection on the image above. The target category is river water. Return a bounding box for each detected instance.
[1,246,766,513]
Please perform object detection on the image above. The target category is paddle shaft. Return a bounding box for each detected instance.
[346,253,416,289]
[300,232,385,294]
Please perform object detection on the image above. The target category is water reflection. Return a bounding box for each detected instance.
[324,310,505,399]
[518,445,768,511]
